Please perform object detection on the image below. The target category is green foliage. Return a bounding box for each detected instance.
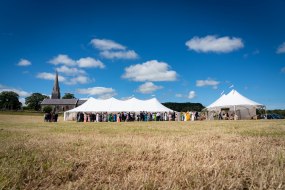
[267,109,285,117]
[162,102,205,112]
[25,93,49,111]
[43,106,53,113]
[0,91,22,110]
[62,93,76,99]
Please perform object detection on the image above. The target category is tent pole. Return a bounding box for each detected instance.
[265,106,267,120]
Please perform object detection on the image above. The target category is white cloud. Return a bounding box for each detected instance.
[281,67,285,73]
[90,38,126,50]
[77,57,105,68]
[17,59,31,66]
[122,60,177,82]
[49,54,105,69]
[56,65,86,76]
[65,75,91,85]
[77,87,116,99]
[120,95,135,100]
[36,72,66,82]
[0,84,31,97]
[188,91,196,99]
[186,35,244,53]
[137,82,163,94]
[37,71,92,85]
[49,54,76,66]
[175,94,183,98]
[90,38,139,60]
[100,50,138,59]
[277,42,285,54]
[19,97,26,106]
[45,55,104,85]
[196,79,220,89]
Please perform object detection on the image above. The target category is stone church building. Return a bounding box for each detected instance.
[41,72,86,112]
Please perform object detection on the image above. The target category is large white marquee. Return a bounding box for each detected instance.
[206,89,265,120]
[64,97,173,121]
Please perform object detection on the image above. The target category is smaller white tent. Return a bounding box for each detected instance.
[206,89,265,120]
[64,97,174,121]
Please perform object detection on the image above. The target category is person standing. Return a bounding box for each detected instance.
[156,112,160,121]
[195,112,199,120]
[191,112,195,121]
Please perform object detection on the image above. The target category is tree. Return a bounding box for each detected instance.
[43,106,53,113]
[0,91,22,110]
[162,102,205,112]
[62,93,76,99]
[25,93,49,111]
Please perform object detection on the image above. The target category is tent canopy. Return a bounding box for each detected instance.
[65,97,174,113]
[207,89,264,110]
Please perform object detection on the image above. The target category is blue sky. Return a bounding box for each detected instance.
[0,0,285,109]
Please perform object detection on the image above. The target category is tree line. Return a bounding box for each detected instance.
[162,102,205,112]
[0,91,75,111]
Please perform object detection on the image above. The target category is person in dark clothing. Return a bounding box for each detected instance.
[54,113,58,122]
[172,112,176,121]
[218,112,223,120]
[76,112,80,122]
[47,112,51,122]
[91,113,95,122]
[80,112,84,122]
[195,112,199,120]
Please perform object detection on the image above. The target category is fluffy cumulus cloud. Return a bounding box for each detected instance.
[137,82,163,94]
[0,84,31,97]
[49,54,105,68]
[100,50,138,59]
[196,79,220,89]
[91,38,138,60]
[277,42,285,54]
[38,54,105,85]
[77,57,105,68]
[65,76,91,85]
[186,35,244,53]
[49,54,76,66]
[37,72,92,85]
[36,72,66,82]
[90,38,126,50]
[17,59,31,66]
[122,60,177,82]
[56,65,86,76]
[77,87,116,99]
[188,91,196,99]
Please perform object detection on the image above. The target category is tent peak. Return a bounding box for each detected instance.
[207,89,264,109]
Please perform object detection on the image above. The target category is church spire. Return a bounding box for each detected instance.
[51,71,61,99]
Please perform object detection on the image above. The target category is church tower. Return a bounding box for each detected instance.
[51,71,61,99]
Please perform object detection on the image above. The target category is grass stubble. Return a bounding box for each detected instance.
[0,115,285,189]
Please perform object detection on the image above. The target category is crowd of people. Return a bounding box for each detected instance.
[76,111,179,122]
[217,111,238,120]
[44,112,59,122]
[74,111,206,122]
[181,111,201,121]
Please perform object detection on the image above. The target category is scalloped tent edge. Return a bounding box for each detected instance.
[64,97,174,121]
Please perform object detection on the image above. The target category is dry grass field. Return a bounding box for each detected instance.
[0,114,285,189]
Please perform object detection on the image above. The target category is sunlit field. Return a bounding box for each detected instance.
[0,114,285,189]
